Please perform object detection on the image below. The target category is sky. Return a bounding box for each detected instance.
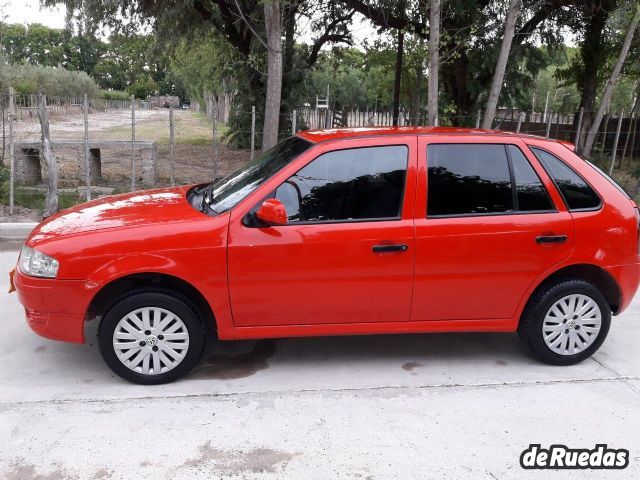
[1,0,376,46]
[1,0,67,29]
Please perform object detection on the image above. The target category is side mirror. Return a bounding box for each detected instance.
[255,198,288,226]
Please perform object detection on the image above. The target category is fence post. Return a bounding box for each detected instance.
[130,95,136,191]
[169,106,175,186]
[251,105,256,160]
[83,94,91,201]
[574,107,584,153]
[516,112,523,133]
[37,93,58,216]
[212,107,218,180]
[545,112,552,138]
[475,109,481,128]
[8,87,15,216]
[609,111,624,176]
[292,109,297,135]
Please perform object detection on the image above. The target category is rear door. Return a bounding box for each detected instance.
[411,136,574,322]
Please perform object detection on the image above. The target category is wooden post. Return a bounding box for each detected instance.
[83,94,91,201]
[545,112,552,138]
[169,106,176,186]
[600,114,610,153]
[251,105,256,160]
[575,107,584,153]
[475,109,481,128]
[609,111,624,175]
[621,113,634,165]
[8,87,15,216]
[37,93,58,216]
[130,95,136,191]
[291,109,297,135]
[516,112,523,133]
[212,107,218,180]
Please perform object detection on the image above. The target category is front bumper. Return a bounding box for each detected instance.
[12,268,96,343]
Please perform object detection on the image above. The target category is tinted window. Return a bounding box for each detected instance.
[275,146,407,222]
[427,144,513,216]
[507,145,554,211]
[531,147,600,210]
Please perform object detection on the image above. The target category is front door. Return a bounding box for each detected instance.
[228,137,417,327]
[411,137,574,321]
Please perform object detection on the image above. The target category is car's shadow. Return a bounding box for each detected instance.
[186,331,532,381]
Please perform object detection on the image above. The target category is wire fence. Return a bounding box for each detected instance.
[1,91,639,220]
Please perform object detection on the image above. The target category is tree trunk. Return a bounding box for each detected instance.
[392,28,404,126]
[481,0,522,129]
[36,93,58,217]
[262,0,283,150]
[427,0,441,126]
[583,5,640,158]
[575,1,615,151]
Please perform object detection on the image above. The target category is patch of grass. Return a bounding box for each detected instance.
[0,188,84,211]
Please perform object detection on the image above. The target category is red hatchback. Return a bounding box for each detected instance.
[12,127,640,384]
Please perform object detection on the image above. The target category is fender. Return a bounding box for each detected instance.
[86,253,234,339]
[508,260,621,330]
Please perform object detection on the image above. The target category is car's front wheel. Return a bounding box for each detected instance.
[519,279,611,365]
[98,289,205,384]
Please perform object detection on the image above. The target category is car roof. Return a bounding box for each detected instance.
[296,126,575,150]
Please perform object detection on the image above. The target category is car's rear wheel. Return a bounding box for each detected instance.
[98,289,205,384]
[518,279,611,365]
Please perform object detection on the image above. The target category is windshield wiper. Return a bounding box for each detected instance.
[200,182,219,214]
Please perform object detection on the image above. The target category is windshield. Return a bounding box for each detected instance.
[207,136,312,213]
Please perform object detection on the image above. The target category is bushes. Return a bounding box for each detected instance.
[0,64,100,97]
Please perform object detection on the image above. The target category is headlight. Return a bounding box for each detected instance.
[19,246,59,278]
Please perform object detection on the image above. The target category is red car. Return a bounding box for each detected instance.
[11,127,640,384]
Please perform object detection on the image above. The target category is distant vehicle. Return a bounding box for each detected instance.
[11,127,640,384]
[181,104,190,110]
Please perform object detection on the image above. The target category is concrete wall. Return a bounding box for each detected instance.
[14,140,158,189]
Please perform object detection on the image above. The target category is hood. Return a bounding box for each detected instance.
[27,186,208,245]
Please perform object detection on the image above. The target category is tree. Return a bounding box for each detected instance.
[427,0,440,125]
[583,2,640,158]
[481,0,522,129]
[262,0,283,149]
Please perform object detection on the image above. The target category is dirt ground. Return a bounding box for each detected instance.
[11,108,252,188]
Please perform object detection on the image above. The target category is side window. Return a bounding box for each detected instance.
[531,147,601,210]
[427,144,513,216]
[275,145,408,223]
[507,145,554,212]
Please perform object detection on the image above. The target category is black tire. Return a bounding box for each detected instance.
[518,279,611,365]
[98,289,206,384]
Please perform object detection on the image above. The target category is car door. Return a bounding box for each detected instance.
[227,136,417,327]
[411,136,574,322]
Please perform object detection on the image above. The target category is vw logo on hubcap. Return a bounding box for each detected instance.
[147,335,158,346]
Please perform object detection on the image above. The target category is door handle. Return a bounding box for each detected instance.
[536,235,568,244]
[372,244,409,253]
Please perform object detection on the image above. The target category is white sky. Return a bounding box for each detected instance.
[2,0,375,46]
[1,0,67,28]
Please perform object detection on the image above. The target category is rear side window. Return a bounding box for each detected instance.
[427,144,513,216]
[531,147,601,210]
[507,145,554,211]
[275,145,407,223]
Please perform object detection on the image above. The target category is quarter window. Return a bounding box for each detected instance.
[427,144,513,216]
[531,147,601,210]
[275,145,407,223]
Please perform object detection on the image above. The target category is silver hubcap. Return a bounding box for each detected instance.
[542,294,602,355]
[112,307,190,375]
